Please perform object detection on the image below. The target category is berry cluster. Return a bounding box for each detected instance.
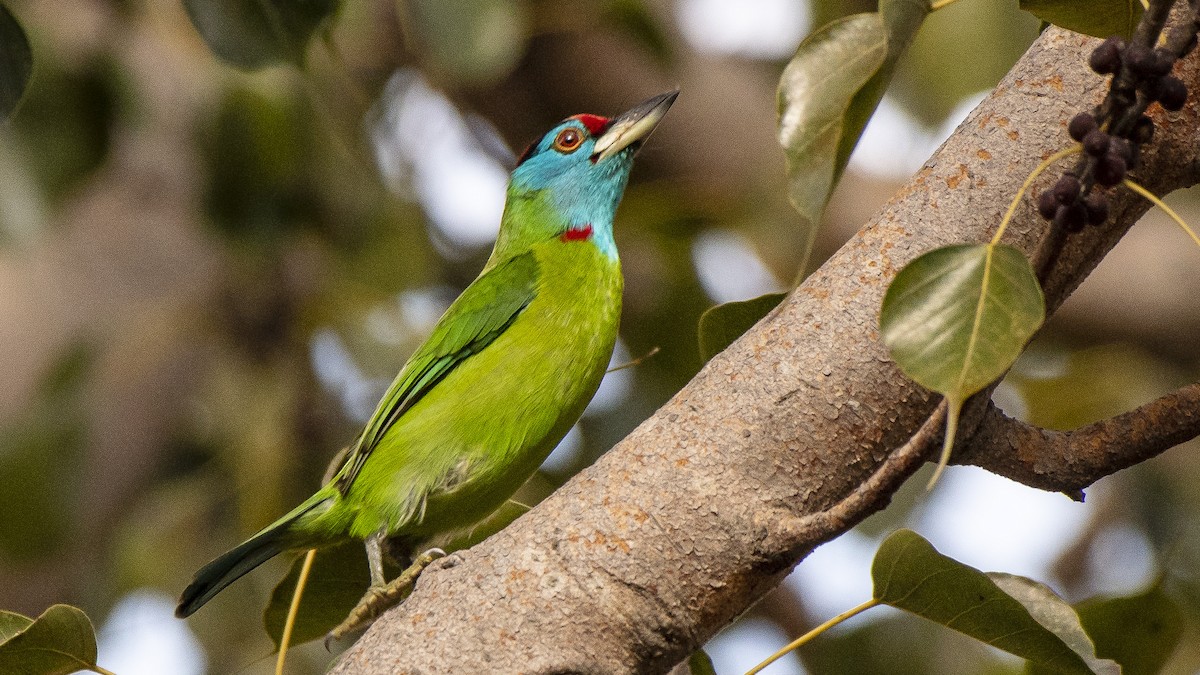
[1036,31,1194,234]
[1037,170,1108,233]
[1089,37,1188,112]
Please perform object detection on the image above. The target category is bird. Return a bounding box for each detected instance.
[176,90,679,625]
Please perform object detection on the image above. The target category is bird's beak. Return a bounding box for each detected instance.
[591,89,679,162]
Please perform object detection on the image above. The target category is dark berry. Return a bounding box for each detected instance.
[1141,76,1165,102]
[1159,76,1187,111]
[1089,37,1123,74]
[1124,42,1154,75]
[1109,137,1133,163]
[1068,113,1097,141]
[1084,193,1109,225]
[1132,115,1155,143]
[1083,129,1110,156]
[1037,190,1059,220]
[1095,151,1127,186]
[1052,174,1081,203]
[1054,201,1088,233]
[1149,48,1176,76]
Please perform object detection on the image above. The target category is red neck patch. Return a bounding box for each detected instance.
[560,224,594,242]
[570,114,610,136]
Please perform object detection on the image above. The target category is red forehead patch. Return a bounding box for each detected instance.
[570,114,610,136]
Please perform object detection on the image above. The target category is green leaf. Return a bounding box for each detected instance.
[0,2,32,122]
[1020,0,1142,40]
[405,0,529,86]
[0,604,101,675]
[777,0,929,274]
[0,612,33,643]
[688,648,718,675]
[183,0,341,70]
[264,500,530,648]
[872,530,1107,674]
[264,542,373,650]
[880,244,1044,403]
[880,243,1043,486]
[1069,585,1183,675]
[697,293,787,363]
[988,574,1119,675]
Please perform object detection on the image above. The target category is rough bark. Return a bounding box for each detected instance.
[331,17,1200,675]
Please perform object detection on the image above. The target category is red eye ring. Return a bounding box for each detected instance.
[553,127,584,153]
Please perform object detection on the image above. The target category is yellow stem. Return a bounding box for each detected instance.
[930,0,961,10]
[993,146,1081,245]
[1123,179,1200,249]
[607,346,660,373]
[926,397,962,490]
[744,598,880,675]
[91,666,119,675]
[276,549,318,675]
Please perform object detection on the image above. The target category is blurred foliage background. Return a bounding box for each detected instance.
[0,0,1198,673]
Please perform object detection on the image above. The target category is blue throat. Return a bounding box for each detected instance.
[505,118,637,261]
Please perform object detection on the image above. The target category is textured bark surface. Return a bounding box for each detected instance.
[332,17,1200,675]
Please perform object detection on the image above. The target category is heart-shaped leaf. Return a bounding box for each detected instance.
[1020,0,1142,40]
[872,530,1112,674]
[879,243,1044,485]
[777,0,929,273]
[0,605,102,675]
[880,243,1044,399]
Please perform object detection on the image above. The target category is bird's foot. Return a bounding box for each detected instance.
[324,548,447,649]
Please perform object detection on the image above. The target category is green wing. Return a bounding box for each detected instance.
[335,252,541,494]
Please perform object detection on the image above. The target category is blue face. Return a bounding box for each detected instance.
[508,117,637,258]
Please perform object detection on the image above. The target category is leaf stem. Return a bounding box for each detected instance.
[1123,178,1200,248]
[929,0,962,10]
[276,549,318,675]
[744,598,880,674]
[91,667,119,675]
[607,346,660,373]
[993,146,1081,245]
[927,398,962,490]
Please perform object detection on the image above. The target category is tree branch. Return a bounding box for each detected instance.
[957,384,1200,494]
[332,9,1200,674]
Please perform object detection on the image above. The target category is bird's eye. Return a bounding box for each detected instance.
[553,128,583,153]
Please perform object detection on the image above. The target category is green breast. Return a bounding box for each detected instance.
[340,239,622,540]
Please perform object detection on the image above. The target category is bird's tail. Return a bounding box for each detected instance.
[175,492,333,618]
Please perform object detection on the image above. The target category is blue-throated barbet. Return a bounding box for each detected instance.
[176,90,678,620]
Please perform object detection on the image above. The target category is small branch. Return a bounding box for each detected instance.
[957,383,1200,493]
[772,402,947,549]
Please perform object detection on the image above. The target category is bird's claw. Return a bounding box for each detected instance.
[323,548,448,649]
